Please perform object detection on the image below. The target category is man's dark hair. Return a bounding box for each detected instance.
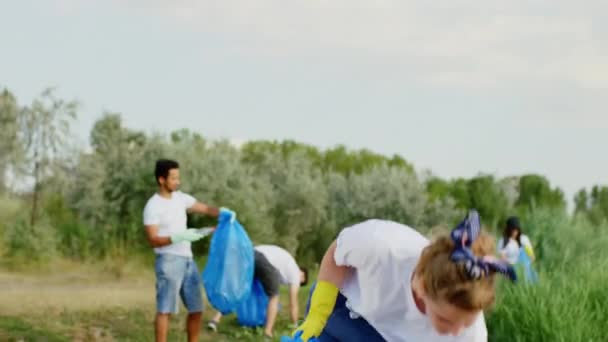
[300,267,309,287]
[155,159,179,185]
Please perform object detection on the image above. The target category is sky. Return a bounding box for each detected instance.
[1,0,607,204]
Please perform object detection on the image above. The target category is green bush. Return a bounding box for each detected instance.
[0,195,23,255]
[3,216,58,262]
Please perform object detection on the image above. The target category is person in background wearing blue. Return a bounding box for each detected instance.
[143,159,235,342]
[497,216,538,283]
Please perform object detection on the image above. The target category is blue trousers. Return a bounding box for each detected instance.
[305,283,386,342]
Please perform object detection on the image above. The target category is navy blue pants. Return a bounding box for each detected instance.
[305,283,386,342]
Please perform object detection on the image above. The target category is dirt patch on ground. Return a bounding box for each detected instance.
[0,268,155,315]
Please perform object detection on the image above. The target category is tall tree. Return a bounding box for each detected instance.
[588,186,608,225]
[516,174,566,211]
[18,88,77,225]
[574,189,589,214]
[466,175,509,226]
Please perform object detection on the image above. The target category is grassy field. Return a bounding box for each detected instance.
[4,259,606,342]
[1,210,607,341]
[0,259,310,342]
[2,257,607,341]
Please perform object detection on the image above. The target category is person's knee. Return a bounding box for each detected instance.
[267,295,280,311]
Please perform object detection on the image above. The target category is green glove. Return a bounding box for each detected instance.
[192,227,215,238]
[171,229,204,244]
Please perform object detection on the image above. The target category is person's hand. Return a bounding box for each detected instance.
[291,281,339,341]
[170,229,205,243]
[219,207,236,223]
[192,227,215,238]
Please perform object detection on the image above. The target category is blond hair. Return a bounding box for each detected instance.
[415,232,497,311]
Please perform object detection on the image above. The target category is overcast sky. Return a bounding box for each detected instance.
[2,0,607,203]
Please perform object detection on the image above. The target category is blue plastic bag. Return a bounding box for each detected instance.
[202,212,254,314]
[236,278,269,327]
[517,247,539,284]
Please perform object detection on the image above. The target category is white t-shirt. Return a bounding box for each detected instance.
[143,191,197,257]
[334,219,488,342]
[255,245,301,286]
[497,234,533,265]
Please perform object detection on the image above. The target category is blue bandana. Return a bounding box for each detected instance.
[451,210,517,282]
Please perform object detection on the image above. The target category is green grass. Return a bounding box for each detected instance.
[0,316,68,342]
[1,209,607,341]
[0,261,312,342]
[1,257,606,341]
[0,296,307,342]
[486,209,608,342]
[487,262,608,342]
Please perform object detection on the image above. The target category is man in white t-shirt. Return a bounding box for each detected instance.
[143,159,235,342]
[208,244,308,339]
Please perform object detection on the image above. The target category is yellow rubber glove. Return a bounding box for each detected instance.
[292,281,339,341]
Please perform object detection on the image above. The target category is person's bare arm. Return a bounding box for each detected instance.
[188,202,219,217]
[289,284,300,324]
[144,224,172,248]
[290,240,349,339]
[318,241,349,288]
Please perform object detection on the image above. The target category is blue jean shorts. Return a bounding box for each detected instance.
[155,253,203,314]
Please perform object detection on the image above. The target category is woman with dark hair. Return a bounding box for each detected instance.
[497,216,535,265]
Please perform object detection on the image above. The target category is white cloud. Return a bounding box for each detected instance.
[100,0,608,90]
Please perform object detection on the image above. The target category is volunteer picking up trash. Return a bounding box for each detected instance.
[208,244,309,338]
[288,210,515,342]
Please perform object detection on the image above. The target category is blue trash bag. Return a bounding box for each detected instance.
[517,247,539,284]
[202,212,254,314]
[236,278,269,327]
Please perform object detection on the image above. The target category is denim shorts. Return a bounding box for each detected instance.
[155,253,203,314]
